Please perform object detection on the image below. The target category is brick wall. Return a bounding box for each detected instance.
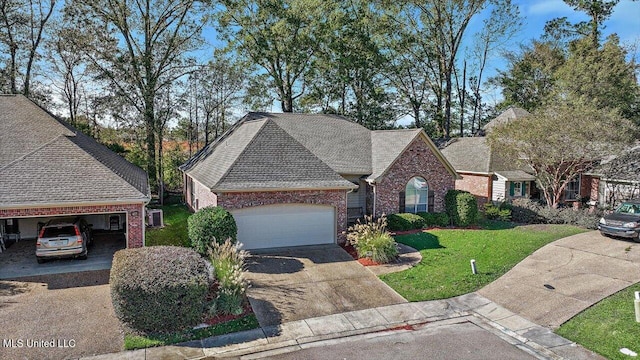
[581,175,599,202]
[455,173,491,206]
[0,203,146,248]
[375,137,455,216]
[218,189,348,243]
[185,174,218,211]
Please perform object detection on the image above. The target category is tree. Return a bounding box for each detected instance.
[302,0,395,129]
[544,0,630,46]
[554,35,640,125]
[217,0,331,112]
[66,0,208,193]
[0,0,56,96]
[490,41,566,111]
[45,24,89,127]
[487,100,636,208]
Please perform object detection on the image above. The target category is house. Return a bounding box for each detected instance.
[0,94,150,248]
[442,107,597,207]
[180,112,458,250]
[586,146,640,208]
[442,108,537,206]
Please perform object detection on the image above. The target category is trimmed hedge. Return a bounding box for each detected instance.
[387,212,450,231]
[110,246,210,333]
[387,213,424,231]
[417,212,450,227]
[445,190,478,226]
[188,206,237,256]
[484,202,512,221]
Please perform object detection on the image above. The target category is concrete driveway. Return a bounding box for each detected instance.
[245,245,407,327]
[479,231,640,328]
[0,270,123,360]
[0,232,125,279]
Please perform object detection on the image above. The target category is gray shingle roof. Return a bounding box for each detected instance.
[247,112,373,174]
[214,119,357,191]
[184,112,456,191]
[0,95,150,207]
[590,147,640,183]
[482,107,530,133]
[495,170,536,181]
[441,137,493,173]
[369,129,422,180]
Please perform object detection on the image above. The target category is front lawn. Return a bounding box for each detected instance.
[381,221,586,301]
[125,315,259,350]
[146,198,191,247]
[556,284,640,360]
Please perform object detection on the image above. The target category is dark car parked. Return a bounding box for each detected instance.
[36,217,92,263]
[598,200,640,242]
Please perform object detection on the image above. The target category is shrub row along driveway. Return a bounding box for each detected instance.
[245,245,407,327]
[480,231,640,328]
[0,270,123,360]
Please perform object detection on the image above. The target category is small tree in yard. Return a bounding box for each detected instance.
[487,100,636,208]
[188,207,237,256]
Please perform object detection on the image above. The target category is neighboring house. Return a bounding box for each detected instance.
[442,108,537,206]
[586,146,640,208]
[0,94,150,247]
[180,112,458,250]
[442,107,595,206]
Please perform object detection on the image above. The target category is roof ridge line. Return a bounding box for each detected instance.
[269,119,343,178]
[0,133,67,172]
[180,115,252,171]
[213,118,271,189]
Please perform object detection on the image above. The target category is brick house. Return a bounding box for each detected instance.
[586,146,640,208]
[0,95,150,248]
[442,107,597,207]
[180,112,457,250]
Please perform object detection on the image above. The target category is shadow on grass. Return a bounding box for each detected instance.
[395,232,444,251]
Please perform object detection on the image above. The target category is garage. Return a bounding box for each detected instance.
[232,204,336,250]
[0,94,151,278]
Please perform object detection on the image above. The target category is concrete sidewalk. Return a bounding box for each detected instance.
[82,293,602,360]
[479,231,640,328]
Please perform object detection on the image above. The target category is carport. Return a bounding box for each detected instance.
[0,94,151,278]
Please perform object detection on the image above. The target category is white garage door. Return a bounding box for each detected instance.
[231,204,336,250]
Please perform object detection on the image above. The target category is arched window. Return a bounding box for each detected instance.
[405,177,429,213]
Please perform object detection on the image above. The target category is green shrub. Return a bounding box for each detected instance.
[347,215,398,264]
[510,198,601,229]
[387,213,425,231]
[356,233,399,264]
[209,238,249,316]
[445,190,478,226]
[484,203,512,222]
[188,207,237,255]
[110,246,210,334]
[417,212,450,227]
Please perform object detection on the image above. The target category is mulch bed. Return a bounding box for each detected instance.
[202,281,254,326]
[340,243,382,266]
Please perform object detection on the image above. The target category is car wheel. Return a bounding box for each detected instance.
[37,257,46,264]
[600,232,611,238]
[634,233,640,243]
[78,254,88,260]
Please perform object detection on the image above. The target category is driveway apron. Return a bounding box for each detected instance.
[479,231,640,328]
[245,245,407,327]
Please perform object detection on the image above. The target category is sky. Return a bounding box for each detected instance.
[464,0,640,109]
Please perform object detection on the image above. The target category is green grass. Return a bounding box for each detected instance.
[145,198,191,247]
[124,315,259,350]
[381,221,586,301]
[556,284,640,360]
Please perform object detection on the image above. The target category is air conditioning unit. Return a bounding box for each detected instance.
[147,209,164,228]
